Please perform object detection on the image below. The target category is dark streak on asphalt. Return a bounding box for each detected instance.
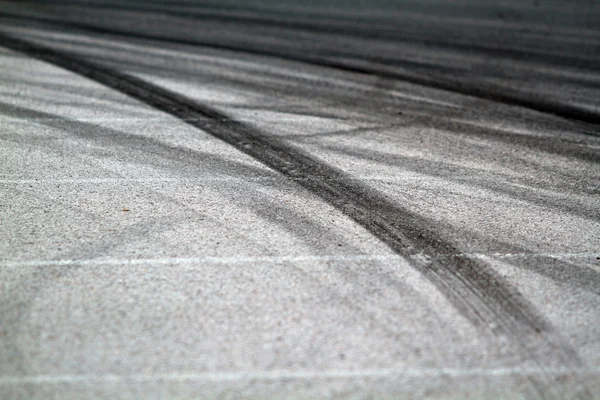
[14,0,600,72]
[0,31,593,399]
[1,11,600,127]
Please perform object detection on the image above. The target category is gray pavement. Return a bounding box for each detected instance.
[0,1,599,399]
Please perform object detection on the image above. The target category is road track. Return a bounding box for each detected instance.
[1,1,599,399]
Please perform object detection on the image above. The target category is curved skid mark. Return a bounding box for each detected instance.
[1,12,600,126]
[0,32,591,399]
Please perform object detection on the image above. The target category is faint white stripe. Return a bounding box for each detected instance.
[0,254,401,268]
[0,176,434,184]
[0,366,599,385]
[0,177,279,184]
[0,117,193,122]
[468,253,599,260]
[1,116,360,124]
[1,253,596,268]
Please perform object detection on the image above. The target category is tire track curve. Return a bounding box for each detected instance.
[47,0,600,72]
[1,11,600,127]
[0,32,592,399]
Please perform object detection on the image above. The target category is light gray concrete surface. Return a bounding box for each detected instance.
[0,1,599,399]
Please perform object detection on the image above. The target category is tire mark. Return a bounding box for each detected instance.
[0,32,592,399]
[51,1,600,72]
[1,11,600,126]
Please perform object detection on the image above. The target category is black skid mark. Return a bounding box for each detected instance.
[0,32,592,399]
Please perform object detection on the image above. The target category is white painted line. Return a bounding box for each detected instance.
[0,117,197,123]
[1,253,596,268]
[0,254,402,268]
[0,176,431,184]
[468,253,599,260]
[0,177,280,184]
[0,366,599,385]
[1,117,355,123]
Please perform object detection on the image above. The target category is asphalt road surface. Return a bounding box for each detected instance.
[1,1,599,399]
